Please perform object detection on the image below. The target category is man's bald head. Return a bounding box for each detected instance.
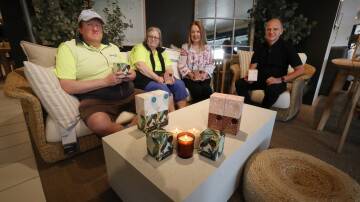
[264,18,284,45]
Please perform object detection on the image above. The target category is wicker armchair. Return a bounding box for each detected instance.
[4,68,101,163]
[230,63,316,121]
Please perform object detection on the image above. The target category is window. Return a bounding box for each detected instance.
[195,0,254,55]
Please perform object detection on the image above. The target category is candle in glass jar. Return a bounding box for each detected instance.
[177,132,195,159]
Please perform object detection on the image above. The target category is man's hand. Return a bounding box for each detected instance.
[244,75,255,84]
[104,73,122,86]
[266,76,282,85]
[123,69,136,82]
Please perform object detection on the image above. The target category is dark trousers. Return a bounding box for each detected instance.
[235,78,286,108]
[183,78,213,103]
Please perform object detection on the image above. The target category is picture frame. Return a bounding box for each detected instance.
[352,35,360,61]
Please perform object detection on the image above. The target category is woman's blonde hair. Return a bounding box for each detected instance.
[144,26,163,47]
[187,21,207,49]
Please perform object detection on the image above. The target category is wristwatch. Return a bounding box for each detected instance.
[281,76,286,83]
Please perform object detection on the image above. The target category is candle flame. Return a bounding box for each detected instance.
[179,134,193,141]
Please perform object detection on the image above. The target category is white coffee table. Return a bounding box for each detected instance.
[103,99,276,202]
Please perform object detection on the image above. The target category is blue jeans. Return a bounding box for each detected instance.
[144,79,189,102]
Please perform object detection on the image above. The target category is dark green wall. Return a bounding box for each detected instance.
[145,0,194,48]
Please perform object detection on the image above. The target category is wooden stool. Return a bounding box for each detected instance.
[243,148,360,201]
[316,58,360,153]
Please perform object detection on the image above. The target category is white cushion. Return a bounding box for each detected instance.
[165,48,181,79]
[24,61,80,130]
[116,111,136,124]
[46,116,92,142]
[119,51,131,63]
[250,90,290,109]
[20,41,57,67]
[288,53,307,73]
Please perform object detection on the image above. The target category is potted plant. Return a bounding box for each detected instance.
[249,0,316,46]
[31,0,132,47]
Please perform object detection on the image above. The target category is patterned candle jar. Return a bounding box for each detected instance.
[198,128,225,161]
[146,129,174,161]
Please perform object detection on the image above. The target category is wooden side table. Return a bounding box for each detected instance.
[0,42,12,79]
[316,58,360,153]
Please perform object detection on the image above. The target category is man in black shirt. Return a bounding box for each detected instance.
[235,18,304,108]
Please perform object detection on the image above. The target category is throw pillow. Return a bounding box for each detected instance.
[20,41,57,67]
[165,48,181,79]
[23,61,80,129]
[238,50,254,78]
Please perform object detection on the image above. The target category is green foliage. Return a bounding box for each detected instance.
[32,0,90,47]
[103,1,133,47]
[32,0,132,47]
[249,0,316,45]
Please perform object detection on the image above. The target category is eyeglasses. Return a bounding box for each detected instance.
[147,35,160,40]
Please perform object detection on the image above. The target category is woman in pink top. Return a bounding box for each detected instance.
[178,21,215,103]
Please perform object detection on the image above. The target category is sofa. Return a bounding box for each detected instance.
[229,50,316,121]
[3,41,137,163]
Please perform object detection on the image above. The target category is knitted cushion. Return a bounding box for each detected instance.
[244,148,360,201]
[238,50,253,78]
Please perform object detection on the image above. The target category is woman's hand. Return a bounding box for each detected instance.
[155,76,165,83]
[164,72,175,85]
[199,71,208,81]
[180,48,188,56]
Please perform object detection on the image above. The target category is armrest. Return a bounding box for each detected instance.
[230,64,241,94]
[4,68,47,147]
[293,64,316,82]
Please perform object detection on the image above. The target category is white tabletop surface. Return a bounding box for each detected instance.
[103,99,276,201]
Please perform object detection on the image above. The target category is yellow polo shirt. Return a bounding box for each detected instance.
[129,43,171,72]
[55,39,127,80]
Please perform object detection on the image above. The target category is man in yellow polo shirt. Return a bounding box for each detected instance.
[55,9,137,137]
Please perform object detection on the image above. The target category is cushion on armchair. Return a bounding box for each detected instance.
[165,48,181,79]
[20,41,57,67]
[23,61,81,130]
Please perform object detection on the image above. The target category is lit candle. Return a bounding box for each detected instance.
[177,132,195,159]
[188,128,201,149]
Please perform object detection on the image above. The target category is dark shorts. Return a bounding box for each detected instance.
[79,89,144,122]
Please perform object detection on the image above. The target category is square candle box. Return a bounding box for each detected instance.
[113,63,129,75]
[198,128,225,161]
[208,93,226,131]
[146,129,174,161]
[248,69,258,81]
[136,90,169,133]
[207,93,244,135]
[223,94,244,135]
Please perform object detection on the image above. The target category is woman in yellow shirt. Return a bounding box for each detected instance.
[130,27,188,111]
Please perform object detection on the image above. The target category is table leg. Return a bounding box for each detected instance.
[337,80,360,153]
[317,71,348,131]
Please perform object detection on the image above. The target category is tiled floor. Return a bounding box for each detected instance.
[0,88,46,201]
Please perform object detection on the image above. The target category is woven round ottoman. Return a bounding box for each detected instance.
[243,148,360,201]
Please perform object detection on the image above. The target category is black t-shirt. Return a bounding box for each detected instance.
[251,38,302,80]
